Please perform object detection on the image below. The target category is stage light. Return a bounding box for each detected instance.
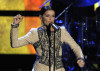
[55,20,63,24]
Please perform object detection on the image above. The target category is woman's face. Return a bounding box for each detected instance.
[42,10,55,26]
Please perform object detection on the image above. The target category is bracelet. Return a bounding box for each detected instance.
[11,23,19,28]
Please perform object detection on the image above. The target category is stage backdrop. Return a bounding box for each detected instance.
[0,0,99,54]
[0,0,50,54]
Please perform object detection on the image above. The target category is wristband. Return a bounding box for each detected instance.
[11,23,19,28]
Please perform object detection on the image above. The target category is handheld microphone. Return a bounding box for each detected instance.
[51,23,59,30]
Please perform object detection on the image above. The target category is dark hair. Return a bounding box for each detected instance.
[40,6,53,16]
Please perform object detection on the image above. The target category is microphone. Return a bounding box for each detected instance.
[51,23,59,30]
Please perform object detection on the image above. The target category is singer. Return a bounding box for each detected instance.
[10,6,85,71]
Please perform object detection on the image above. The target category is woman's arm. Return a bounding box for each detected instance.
[61,26,85,67]
[61,26,84,59]
[10,14,38,48]
[10,23,38,48]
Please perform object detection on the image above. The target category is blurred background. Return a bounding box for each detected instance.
[0,0,100,71]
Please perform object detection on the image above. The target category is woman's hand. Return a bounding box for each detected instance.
[13,14,23,24]
[77,59,85,67]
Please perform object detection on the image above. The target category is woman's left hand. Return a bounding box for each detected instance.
[77,59,85,67]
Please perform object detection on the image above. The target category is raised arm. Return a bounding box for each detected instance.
[10,14,38,48]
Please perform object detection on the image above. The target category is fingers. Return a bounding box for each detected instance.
[13,14,23,24]
[14,14,23,20]
[77,60,85,67]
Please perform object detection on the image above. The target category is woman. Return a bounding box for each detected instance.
[10,6,85,71]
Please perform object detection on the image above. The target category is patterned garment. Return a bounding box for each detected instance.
[33,26,64,70]
[10,23,84,71]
